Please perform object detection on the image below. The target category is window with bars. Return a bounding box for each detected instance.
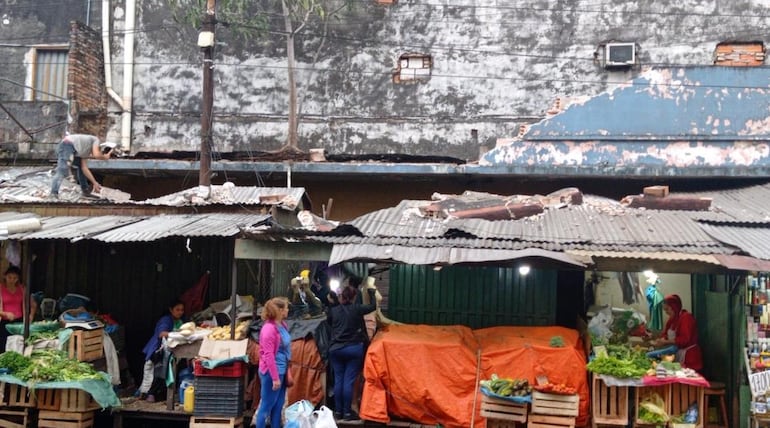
[392,54,432,84]
[32,48,68,101]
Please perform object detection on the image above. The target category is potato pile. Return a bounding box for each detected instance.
[208,320,251,340]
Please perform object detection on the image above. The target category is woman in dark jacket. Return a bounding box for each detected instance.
[327,284,376,421]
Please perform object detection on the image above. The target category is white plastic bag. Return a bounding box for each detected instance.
[311,405,338,428]
[285,399,314,428]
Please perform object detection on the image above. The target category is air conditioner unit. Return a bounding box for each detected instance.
[605,42,636,68]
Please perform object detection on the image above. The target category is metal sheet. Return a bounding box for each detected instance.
[698,223,770,260]
[329,243,586,267]
[0,212,270,242]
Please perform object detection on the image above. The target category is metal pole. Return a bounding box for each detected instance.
[200,0,216,192]
[230,249,237,340]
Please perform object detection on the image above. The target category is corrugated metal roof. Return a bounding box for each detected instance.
[329,244,586,267]
[141,185,305,210]
[92,213,269,242]
[1,212,271,242]
[342,196,728,253]
[698,223,770,260]
[686,183,770,223]
[0,167,305,209]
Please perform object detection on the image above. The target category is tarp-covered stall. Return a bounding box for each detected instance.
[361,324,589,427]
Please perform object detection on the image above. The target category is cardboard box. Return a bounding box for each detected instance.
[198,338,248,360]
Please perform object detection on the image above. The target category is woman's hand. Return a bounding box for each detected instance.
[272,379,281,391]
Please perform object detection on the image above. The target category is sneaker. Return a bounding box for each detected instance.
[333,412,343,420]
[343,412,359,421]
[48,193,59,200]
[145,394,156,403]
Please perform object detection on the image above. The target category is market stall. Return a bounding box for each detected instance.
[360,324,589,428]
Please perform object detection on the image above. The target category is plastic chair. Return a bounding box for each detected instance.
[703,381,728,428]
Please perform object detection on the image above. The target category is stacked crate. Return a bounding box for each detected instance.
[528,391,579,428]
[36,388,99,428]
[68,329,104,362]
[633,385,671,427]
[481,394,528,428]
[192,360,247,426]
[591,375,629,427]
[0,382,35,428]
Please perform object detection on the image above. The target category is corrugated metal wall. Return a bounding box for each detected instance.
[388,265,557,328]
[23,237,267,384]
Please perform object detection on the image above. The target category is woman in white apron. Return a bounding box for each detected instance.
[654,294,703,371]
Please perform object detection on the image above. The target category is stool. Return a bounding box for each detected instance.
[703,381,728,428]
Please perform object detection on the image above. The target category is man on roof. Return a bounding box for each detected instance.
[50,134,115,199]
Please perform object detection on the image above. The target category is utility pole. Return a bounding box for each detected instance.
[197,0,216,197]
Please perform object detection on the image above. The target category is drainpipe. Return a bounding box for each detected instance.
[101,0,134,151]
[121,0,135,151]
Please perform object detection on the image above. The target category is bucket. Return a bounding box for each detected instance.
[179,379,194,405]
[183,385,195,413]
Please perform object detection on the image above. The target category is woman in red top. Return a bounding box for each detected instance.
[0,266,37,351]
[654,294,703,371]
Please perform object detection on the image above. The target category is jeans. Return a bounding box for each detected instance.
[50,141,88,195]
[329,342,365,416]
[255,370,287,428]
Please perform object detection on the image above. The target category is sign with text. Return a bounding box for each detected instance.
[750,370,770,397]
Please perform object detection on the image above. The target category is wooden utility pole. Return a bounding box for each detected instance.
[199,0,216,193]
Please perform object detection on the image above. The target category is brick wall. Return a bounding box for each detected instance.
[67,21,107,137]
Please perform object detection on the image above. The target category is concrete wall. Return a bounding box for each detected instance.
[3,1,770,160]
[592,271,692,321]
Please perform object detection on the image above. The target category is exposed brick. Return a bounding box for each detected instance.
[67,21,108,138]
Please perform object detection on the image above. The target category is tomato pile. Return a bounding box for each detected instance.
[533,383,576,395]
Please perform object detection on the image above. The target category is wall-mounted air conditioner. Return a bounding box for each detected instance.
[605,42,636,68]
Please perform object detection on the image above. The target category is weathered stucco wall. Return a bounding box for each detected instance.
[0,0,101,150]
[3,1,770,160]
[123,0,770,159]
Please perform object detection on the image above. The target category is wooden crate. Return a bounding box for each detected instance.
[481,395,528,423]
[487,419,522,428]
[38,410,94,428]
[0,407,33,428]
[670,384,704,428]
[1,384,34,408]
[527,414,576,428]
[531,391,579,417]
[633,385,671,427]
[37,389,98,412]
[190,416,244,428]
[591,375,629,427]
[68,329,104,362]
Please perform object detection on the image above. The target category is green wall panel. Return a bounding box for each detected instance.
[388,265,556,328]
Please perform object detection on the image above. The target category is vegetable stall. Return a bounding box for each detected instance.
[0,322,120,428]
[586,311,709,427]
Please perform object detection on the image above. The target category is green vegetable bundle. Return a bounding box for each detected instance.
[586,354,650,378]
[0,351,32,374]
[15,350,102,383]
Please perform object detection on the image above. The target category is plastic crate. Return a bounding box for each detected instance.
[194,377,244,391]
[193,377,245,417]
[193,359,246,378]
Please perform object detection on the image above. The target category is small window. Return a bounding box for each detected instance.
[393,54,432,84]
[714,42,765,67]
[31,47,68,101]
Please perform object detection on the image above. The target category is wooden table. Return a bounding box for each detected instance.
[111,398,191,428]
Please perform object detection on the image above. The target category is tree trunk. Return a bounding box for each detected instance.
[282,0,299,149]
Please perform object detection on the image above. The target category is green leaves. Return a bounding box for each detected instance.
[14,350,102,383]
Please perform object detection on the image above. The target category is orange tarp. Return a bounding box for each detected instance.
[360,324,589,427]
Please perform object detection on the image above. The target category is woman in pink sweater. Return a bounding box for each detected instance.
[254,297,292,428]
